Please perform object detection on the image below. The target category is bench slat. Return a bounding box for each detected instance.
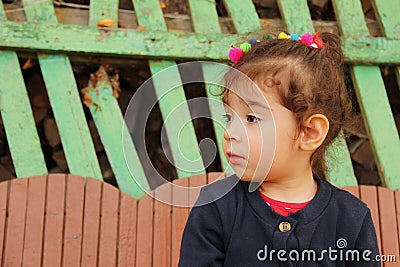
[136,194,154,266]
[223,0,261,33]
[21,0,103,180]
[81,177,102,266]
[370,0,400,38]
[89,88,150,198]
[153,183,172,267]
[118,193,138,267]
[377,187,400,266]
[23,175,46,267]
[4,178,27,266]
[278,0,357,187]
[371,0,400,142]
[99,183,120,267]
[132,0,205,178]
[89,0,118,27]
[395,191,400,257]
[188,1,230,171]
[277,0,313,35]
[0,50,47,177]
[359,186,382,253]
[172,178,189,267]
[62,175,84,267]
[0,180,7,265]
[42,174,66,267]
[333,0,400,190]
[88,0,150,199]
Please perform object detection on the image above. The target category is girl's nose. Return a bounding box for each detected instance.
[223,120,243,142]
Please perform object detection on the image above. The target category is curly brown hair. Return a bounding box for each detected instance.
[223,32,355,178]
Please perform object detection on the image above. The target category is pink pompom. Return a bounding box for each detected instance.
[300,33,313,46]
[228,47,244,62]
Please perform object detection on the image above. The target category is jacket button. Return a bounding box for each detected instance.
[278,222,291,232]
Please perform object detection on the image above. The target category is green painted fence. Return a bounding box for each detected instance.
[0,0,399,196]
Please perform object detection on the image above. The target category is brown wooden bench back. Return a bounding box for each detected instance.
[0,173,398,266]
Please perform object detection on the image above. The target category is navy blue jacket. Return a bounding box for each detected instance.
[179,175,380,266]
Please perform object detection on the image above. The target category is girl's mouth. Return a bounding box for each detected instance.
[226,151,245,164]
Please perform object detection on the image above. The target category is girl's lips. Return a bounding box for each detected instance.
[227,152,245,164]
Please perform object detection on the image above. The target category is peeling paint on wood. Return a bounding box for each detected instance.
[0,21,398,64]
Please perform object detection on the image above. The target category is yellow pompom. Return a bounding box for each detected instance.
[278,32,289,39]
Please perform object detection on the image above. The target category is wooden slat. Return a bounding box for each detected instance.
[187,0,230,171]
[371,0,400,130]
[1,20,400,64]
[21,0,103,179]
[135,194,154,267]
[201,66,230,171]
[359,185,382,252]
[395,191,400,254]
[188,174,207,208]
[0,181,8,265]
[22,175,47,267]
[377,187,399,266]
[278,0,357,186]
[62,175,84,267]
[118,193,137,267]
[4,178,28,266]
[188,0,220,33]
[333,0,400,189]
[350,67,400,188]
[343,186,360,198]
[208,171,227,184]
[153,182,172,267]
[42,174,66,267]
[277,0,313,34]
[88,0,151,199]
[132,0,205,178]
[0,50,47,177]
[171,178,189,267]
[223,0,261,33]
[325,135,358,186]
[89,0,118,27]
[370,0,400,38]
[88,87,150,198]
[81,177,102,266]
[98,183,119,267]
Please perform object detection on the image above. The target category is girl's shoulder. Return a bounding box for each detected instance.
[194,174,243,207]
[320,178,369,211]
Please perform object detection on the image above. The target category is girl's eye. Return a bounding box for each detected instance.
[222,114,232,122]
[247,115,260,123]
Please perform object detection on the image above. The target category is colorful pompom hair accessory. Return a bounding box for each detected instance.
[228,39,260,62]
[228,32,324,62]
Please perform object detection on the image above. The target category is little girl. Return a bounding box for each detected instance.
[178,32,380,266]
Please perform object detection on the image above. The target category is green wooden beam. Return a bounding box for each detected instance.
[21,0,103,179]
[333,0,400,189]
[88,0,150,197]
[132,0,205,179]
[188,0,230,172]
[223,0,261,33]
[0,2,47,177]
[278,0,357,186]
[0,51,48,177]
[371,0,400,98]
[0,21,399,64]
[277,0,314,34]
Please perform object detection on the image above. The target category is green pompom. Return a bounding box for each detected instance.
[240,42,252,53]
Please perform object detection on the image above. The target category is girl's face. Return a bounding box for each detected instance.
[222,83,300,185]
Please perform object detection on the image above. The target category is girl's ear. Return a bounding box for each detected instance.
[298,114,329,151]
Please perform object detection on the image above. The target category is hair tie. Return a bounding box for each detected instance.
[228,32,324,62]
